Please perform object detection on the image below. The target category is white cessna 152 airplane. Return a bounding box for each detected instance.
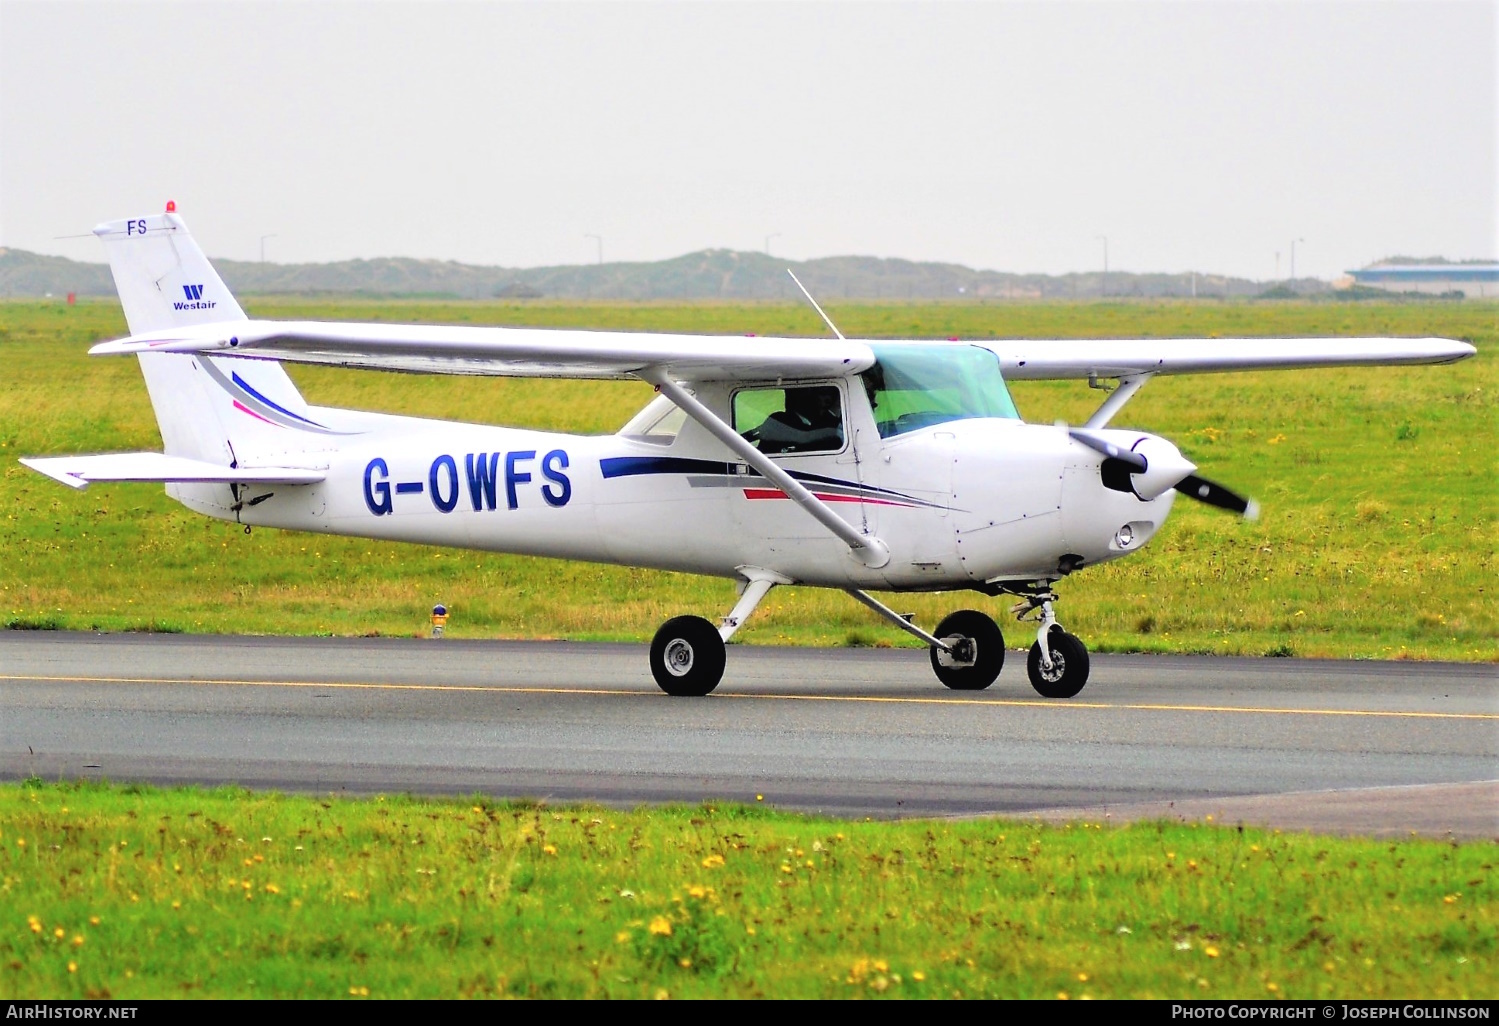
[22,207,1475,698]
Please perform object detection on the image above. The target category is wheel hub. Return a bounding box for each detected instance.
[664,638,695,676]
[1038,649,1066,682]
[935,634,977,668]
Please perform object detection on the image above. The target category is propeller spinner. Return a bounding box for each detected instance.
[1070,428,1259,520]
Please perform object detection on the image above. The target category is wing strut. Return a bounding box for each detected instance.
[1083,373,1152,428]
[640,370,891,569]
[846,589,953,652]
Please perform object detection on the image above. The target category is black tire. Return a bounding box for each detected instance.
[1027,627,1090,698]
[929,609,1005,691]
[649,615,726,696]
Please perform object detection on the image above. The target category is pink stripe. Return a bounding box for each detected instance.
[233,400,279,426]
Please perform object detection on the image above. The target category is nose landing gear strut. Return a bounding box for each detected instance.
[1012,592,1091,699]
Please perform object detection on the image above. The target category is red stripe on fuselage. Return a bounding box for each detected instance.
[742,488,915,508]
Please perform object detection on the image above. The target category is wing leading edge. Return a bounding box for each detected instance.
[89,321,876,381]
[88,320,1474,382]
[989,336,1475,380]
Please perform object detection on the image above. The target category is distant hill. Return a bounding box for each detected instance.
[0,245,1319,301]
[0,249,114,297]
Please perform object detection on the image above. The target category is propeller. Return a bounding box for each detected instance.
[1174,473,1260,519]
[1069,428,1259,520]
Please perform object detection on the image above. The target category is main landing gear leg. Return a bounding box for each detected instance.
[1013,593,1091,699]
[649,569,786,697]
[846,590,1005,691]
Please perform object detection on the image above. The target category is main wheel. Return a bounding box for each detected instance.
[929,609,1005,691]
[1027,626,1090,698]
[649,615,727,696]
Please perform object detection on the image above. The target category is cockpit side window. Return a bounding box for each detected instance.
[733,384,845,455]
[862,344,1020,438]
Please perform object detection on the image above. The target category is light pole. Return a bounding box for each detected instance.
[765,233,781,256]
[1096,235,1108,297]
[585,234,602,265]
[1290,238,1304,281]
[259,234,277,263]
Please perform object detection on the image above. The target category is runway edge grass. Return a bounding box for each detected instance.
[1,781,1493,999]
[1,297,1494,660]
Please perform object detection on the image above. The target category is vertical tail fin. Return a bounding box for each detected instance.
[93,207,323,469]
[93,208,247,334]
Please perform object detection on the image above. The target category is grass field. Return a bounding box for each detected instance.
[1,780,1491,999]
[1,296,1493,660]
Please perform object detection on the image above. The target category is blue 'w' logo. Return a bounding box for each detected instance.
[182,284,205,301]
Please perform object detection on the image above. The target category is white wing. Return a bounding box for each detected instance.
[989,336,1475,379]
[88,320,1474,381]
[90,320,875,381]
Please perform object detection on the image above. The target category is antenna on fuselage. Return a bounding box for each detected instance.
[786,269,845,341]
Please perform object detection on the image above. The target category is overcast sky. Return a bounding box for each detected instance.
[1,1,1493,280]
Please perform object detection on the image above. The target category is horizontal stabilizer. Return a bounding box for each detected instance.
[19,453,325,491]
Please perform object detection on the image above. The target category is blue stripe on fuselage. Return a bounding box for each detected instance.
[598,455,933,505]
[600,456,736,479]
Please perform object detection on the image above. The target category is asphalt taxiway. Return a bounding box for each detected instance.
[2,632,1493,838]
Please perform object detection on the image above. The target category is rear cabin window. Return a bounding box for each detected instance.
[734,385,845,455]
[619,395,687,445]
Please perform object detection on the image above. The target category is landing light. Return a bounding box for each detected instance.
[1115,524,1135,548]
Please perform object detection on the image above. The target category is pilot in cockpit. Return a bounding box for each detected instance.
[750,386,844,455]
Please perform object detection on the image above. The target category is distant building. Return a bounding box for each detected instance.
[1343,262,1499,298]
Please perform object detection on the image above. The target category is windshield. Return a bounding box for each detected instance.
[861,344,1020,438]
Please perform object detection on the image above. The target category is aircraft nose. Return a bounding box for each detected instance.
[1126,435,1197,500]
[1069,427,1195,501]
[1069,427,1259,519]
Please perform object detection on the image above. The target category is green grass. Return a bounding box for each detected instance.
[1,297,1494,659]
[1,780,1491,999]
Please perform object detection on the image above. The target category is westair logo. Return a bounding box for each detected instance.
[173,284,216,311]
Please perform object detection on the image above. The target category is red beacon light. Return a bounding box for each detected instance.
[165,200,176,213]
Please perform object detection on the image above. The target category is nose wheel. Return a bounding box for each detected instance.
[1027,624,1090,698]
[1013,594,1091,698]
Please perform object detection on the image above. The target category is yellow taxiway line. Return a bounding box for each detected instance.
[2,673,1495,721]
